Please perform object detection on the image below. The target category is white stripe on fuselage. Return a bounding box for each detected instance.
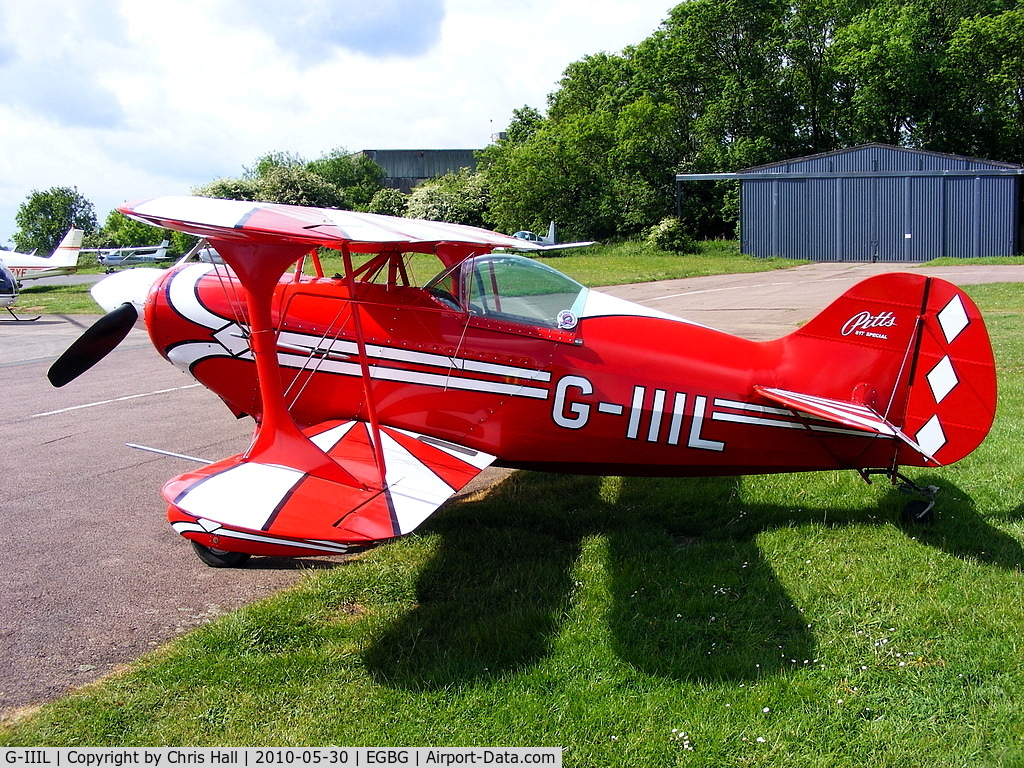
[164,266,552,399]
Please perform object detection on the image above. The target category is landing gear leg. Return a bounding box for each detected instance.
[859,468,938,526]
[2,306,40,322]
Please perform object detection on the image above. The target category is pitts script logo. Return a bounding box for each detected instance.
[841,310,898,339]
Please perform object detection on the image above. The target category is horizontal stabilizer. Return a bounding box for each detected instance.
[754,385,939,464]
[165,420,494,556]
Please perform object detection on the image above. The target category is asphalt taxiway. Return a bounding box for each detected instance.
[2,321,340,718]
[3,261,1023,719]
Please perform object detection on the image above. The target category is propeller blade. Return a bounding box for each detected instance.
[47,302,139,387]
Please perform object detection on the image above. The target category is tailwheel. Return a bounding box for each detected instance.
[901,498,935,526]
[897,478,938,527]
[859,468,938,526]
[191,540,252,568]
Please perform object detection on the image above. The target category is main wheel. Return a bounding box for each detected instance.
[191,541,252,568]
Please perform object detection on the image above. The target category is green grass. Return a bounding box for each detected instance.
[15,283,109,315]
[530,240,805,286]
[923,255,1024,266]
[3,283,1024,766]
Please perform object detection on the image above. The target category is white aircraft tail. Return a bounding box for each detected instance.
[50,229,84,267]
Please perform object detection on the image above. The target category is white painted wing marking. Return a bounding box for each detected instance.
[172,462,305,532]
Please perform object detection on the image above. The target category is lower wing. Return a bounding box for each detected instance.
[165,420,494,556]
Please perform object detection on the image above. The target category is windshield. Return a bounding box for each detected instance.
[425,254,587,330]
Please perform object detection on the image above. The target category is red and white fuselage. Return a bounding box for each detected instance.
[145,260,993,479]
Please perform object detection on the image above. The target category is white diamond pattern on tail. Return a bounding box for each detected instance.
[915,415,947,457]
[926,355,958,404]
[937,294,969,344]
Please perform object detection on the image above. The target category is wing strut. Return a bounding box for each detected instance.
[341,243,388,487]
[212,238,363,488]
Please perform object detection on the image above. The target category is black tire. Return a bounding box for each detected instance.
[901,499,935,526]
[191,540,252,568]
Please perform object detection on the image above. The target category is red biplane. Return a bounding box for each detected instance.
[49,196,997,566]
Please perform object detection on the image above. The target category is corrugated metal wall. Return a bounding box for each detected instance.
[739,144,1021,261]
[357,149,478,193]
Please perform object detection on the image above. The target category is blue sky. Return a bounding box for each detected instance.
[0,0,673,242]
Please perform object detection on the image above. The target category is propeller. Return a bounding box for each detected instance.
[48,302,139,387]
[47,266,168,388]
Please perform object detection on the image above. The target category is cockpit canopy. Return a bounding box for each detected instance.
[425,254,588,330]
[0,266,16,295]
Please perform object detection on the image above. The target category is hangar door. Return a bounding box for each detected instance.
[743,173,1018,261]
[840,176,908,262]
[743,176,909,261]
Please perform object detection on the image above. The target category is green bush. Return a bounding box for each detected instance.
[646,216,698,254]
[367,187,408,217]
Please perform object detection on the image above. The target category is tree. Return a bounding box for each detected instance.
[944,9,1024,162]
[194,148,385,211]
[484,0,803,241]
[504,106,545,145]
[655,0,798,170]
[195,159,345,208]
[306,149,385,209]
[405,169,490,226]
[829,1,934,145]
[487,110,619,241]
[244,151,305,179]
[547,52,641,122]
[95,210,168,248]
[255,165,347,208]
[193,177,261,201]
[14,186,97,255]
[93,210,197,254]
[477,106,546,171]
[367,187,408,217]
[783,0,870,154]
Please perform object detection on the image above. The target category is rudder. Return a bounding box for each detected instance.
[773,273,996,467]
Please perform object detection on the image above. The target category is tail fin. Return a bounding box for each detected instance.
[50,229,84,266]
[764,273,996,467]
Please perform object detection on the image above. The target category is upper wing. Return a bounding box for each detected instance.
[121,196,541,266]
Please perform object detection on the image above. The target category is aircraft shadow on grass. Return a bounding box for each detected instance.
[361,470,1024,690]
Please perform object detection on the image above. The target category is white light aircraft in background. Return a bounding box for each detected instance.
[0,229,85,281]
[82,240,172,270]
[511,221,596,251]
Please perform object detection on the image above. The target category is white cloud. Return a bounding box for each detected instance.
[0,0,129,129]
[218,0,447,60]
[0,0,673,241]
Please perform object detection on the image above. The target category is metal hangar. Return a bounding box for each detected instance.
[676,143,1024,261]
